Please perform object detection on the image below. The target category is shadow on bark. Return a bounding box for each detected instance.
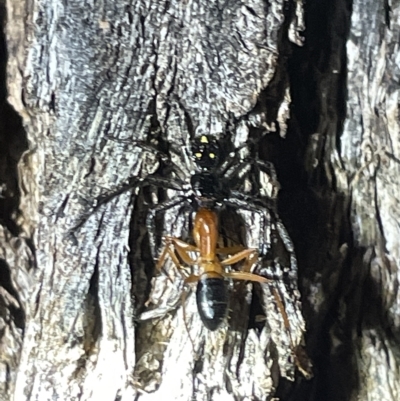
[0,2,28,236]
[259,0,365,400]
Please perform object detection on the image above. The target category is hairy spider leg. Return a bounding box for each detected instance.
[213,140,274,176]
[106,136,191,181]
[215,141,249,176]
[223,196,273,249]
[70,174,184,234]
[225,157,280,192]
[145,196,190,258]
[251,158,279,183]
[225,196,302,364]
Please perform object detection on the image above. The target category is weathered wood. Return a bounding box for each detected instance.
[340,1,400,400]
[2,1,307,401]
[280,0,400,400]
[3,0,399,400]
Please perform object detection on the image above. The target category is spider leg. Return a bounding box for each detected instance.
[69,177,143,234]
[224,157,279,193]
[146,196,189,257]
[106,136,191,180]
[215,144,279,201]
[224,195,273,252]
[69,174,183,235]
[217,150,243,177]
[228,192,275,211]
[145,175,185,190]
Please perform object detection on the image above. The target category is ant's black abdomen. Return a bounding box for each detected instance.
[196,277,229,331]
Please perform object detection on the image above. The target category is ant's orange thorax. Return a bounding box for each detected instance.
[192,208,218,260]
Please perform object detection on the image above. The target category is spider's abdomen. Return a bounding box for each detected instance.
[196,277,229,331]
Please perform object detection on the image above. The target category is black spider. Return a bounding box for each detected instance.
[71,133,279,254]
[139,134,279,251]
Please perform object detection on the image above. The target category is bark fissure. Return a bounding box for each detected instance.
[1,0,400,400]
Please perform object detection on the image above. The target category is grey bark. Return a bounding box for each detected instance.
[0,0,399,401]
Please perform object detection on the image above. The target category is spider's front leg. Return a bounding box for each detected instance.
[69,174,183,236]
[224,156,280,199]
[145,196,189,257]
[68,176,144,235]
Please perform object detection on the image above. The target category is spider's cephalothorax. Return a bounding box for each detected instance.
[189,135,229,208]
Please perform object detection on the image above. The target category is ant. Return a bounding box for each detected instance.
[155,207,270,330]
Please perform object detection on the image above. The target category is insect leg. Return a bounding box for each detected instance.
[154,243,182,282]
[225,271,272,283]
[222,248,265,277]
[220,248,257,266]
[267,285,311,375]
[184,274,201,284]
[155,237,198,283]
[164,237,199,265]
[180,285,197,352]
[218,246,263,281]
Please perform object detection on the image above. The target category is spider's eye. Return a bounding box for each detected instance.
[191,135,220,170]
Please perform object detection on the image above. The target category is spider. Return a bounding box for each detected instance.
[71,132,311,374]
[71,133,279,255]
[139,134,280,253]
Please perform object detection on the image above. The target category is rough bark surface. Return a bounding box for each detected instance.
[282,0,400,401]
[1,0,399,401]
[2,1,307,401]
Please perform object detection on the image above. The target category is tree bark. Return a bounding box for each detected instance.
[282,1,400,400]
[1,0,399,401]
